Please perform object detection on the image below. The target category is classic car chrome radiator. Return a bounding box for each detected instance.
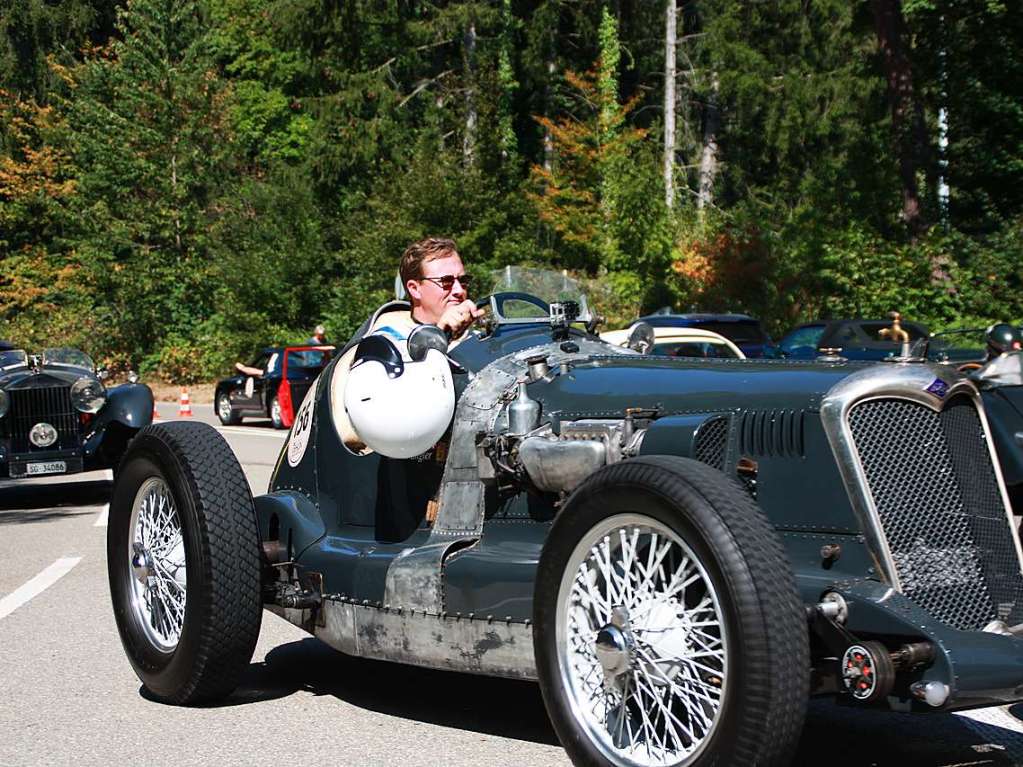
[848,394,1023,631]
[5,385,80,453]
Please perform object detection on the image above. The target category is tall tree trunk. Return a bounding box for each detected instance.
[543,55,555,172]
[697,72,719,215]
[462,19,477,168]
[870,0,925,237]
[171,152,182,252]
[663,0,677,209]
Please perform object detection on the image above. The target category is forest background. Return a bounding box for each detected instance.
[1,0,1021,383]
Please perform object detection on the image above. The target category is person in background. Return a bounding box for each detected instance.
[307,324,328,346]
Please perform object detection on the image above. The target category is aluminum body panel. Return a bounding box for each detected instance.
[443,520,550,621]
[266,598,537,680]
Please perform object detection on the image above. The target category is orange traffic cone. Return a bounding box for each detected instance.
[178,387,193,417]
[152,405,160,420]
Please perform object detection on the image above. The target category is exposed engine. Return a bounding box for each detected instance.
[478,374,652,495]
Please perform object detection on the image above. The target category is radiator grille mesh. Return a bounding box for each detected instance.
[848,395,1023,631]
[693,417,728,471]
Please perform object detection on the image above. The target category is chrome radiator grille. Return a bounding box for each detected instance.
[848,395,1023,631]
[2,385,81,453]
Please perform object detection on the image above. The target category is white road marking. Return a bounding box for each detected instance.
[93,503,110,527]
[0,557,82,620]
[217,426,288,439]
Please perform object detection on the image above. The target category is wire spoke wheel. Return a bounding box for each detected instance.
[557,514,727,766]
[128,477,187,652]
[535,457,808,767]
[108,422,263,704]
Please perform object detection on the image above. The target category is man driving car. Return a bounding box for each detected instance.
[361,237,483,358]
[402,237,482,341]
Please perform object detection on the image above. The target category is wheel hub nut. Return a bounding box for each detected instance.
[595,624,630,680]
[132,542,153,583]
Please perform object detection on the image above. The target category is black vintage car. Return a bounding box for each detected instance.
[780,317,931,360]
[0,347,153,480]
[107,271,1023,767]
[214,345,334,429]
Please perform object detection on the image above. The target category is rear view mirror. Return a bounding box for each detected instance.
[407,324,449,362]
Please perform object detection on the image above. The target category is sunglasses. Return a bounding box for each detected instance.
[420,274,472,291]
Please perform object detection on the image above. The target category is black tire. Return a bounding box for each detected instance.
[534,456,808,767]
[269,393,285,430]
[107,421,262,704]
[216,392,241,426]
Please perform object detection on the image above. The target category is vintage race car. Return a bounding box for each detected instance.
[107,270,1023,767]
[214,344,334,429]
[0,347,153,479]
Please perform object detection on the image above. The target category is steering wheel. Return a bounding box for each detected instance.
[957,361,984,373]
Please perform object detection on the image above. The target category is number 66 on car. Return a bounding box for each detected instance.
[107,269,1023,767]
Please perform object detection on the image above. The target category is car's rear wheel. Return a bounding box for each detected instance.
[216,392,241,426]
[534,456,808,767]
[269,393,285,429]
[107,422,262,704]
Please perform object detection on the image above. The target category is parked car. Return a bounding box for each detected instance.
[214,344,334,429]
[601,325,745,358]
[108,270,1023,767]
[637,310,777,357]
[0,347,152,479]
[780,317,930,360]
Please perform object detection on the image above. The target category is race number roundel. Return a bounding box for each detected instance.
[286,379,318,468]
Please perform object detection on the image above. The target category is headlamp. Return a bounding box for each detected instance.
[71,377,107,413]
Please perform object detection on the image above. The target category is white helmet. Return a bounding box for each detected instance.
[344,334,454,458]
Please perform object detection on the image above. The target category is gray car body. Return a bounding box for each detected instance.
[255,311,1023,714]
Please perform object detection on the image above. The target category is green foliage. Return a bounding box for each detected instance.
[3,0,1023,378]
[0,0,118,102]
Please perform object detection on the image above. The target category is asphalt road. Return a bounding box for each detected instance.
[2,403,1023,766]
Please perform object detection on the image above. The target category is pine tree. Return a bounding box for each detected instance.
[68,0,233,360]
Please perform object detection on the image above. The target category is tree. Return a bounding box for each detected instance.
[68,0,234,363]
[0,90,85,347]
[0,0,118,102]
[870,0,927,236]
[663,0,677,209]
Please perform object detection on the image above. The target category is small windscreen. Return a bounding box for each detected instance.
[0,350,27,370]
[42,348,94,369]
[487,266,592,324]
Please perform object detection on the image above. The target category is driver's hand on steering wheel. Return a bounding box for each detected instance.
[437,300,484,339]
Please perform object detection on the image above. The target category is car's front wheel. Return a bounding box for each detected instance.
[534,456,808,767]
[216,392,241,425]
[107,422,262,704]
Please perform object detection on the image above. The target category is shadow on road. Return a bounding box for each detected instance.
[0,479,110,521]
[145,637,561,746]
[139,635,1023,764]
[794,698,1023,766]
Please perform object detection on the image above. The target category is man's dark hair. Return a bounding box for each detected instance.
[400,237,459,287]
